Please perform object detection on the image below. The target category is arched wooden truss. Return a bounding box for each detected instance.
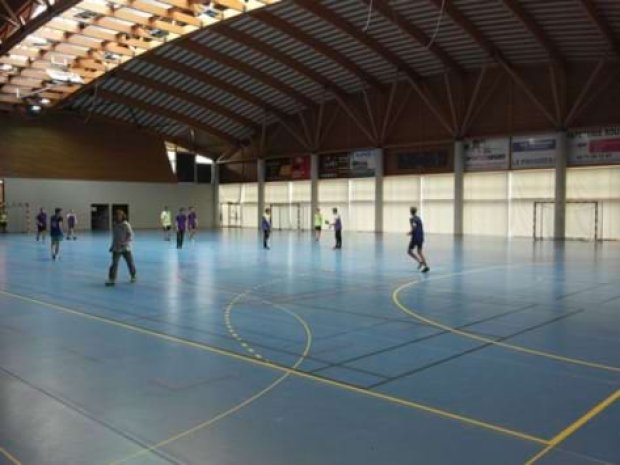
[1,0,619,157]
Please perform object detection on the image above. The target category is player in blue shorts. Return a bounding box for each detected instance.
[408,206,429,273]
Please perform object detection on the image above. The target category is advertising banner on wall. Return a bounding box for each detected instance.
[266,155,311,181]
[511,134,558,169]
[319,149,379,179]
[395,148,451,173]
[464,138,510,171]
[320,152,351,179]
[568,127,620,166]
[350,148,379,177]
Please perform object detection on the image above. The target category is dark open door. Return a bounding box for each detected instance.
[91,204,110,231]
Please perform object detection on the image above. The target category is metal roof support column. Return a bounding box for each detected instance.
[554,130,567,240]
[257,158,266,231]
[453,139,464,237]
[311,153,319,230]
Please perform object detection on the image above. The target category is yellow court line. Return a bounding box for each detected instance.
[392,279,620,374]
[524,389,620,464]
[0,288,548,446]
[110,293,314,465]
[0,448,22,465]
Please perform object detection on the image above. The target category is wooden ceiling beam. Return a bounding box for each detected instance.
[500,0,564,64]
[251,9,384,91]
[140,53,308,147]
[294,0,423,83]
[294,0,455,135]
[216,23,347,95]
[178,39,315,109]
[577,0,620,57]
[429,0,494,56]
[98,88,238,144]
[360,0,463,74]
[113,68,259,130]
[430,0,558,128]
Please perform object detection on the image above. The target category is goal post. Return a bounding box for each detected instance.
[269,202,308,231]
[4,202,31,233]
[533,200,600,241]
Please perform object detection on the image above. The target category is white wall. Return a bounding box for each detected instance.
[3,178,213,232]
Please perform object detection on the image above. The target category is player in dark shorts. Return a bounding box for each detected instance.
[49,208,64,261]
[175,207,187,249]
[66,210,77,240]
[262,208,271,249]
[408,206,429,273]
[36,208,47,241]
[331,208,343,249]
[187,206,198,241]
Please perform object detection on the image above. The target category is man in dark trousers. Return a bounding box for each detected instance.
[262,208,271,249]
[331,207,342,250]
[408,206,430,273]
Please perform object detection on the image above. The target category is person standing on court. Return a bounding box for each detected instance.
[331,207,342,250]
[262,207,271,249]
[175,207,187,249]
[313,207,323,242]
[66,209,78,240]
[36,207,47,241]
[106,209,137,286]
[407,206,430,273]
[0,206,7,234]
[187,206,198,241]
[160,206,172,241]
[49,208,64,261]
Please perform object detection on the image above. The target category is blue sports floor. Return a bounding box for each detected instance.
[0,229,618,465]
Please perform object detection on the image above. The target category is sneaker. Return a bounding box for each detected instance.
[130,276,137,283]
[421,266,430,273]
[105,280,115,287]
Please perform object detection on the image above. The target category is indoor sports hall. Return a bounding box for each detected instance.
[0,1,619,465]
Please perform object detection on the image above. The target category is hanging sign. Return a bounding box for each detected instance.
[511,134,558,169]
[568,127,620,166]
[464,137,510,171]
[320,149,379,178]
[265,155,310,181]
[350,148,379,178]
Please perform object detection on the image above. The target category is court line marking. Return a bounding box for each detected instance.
[524,389,620,464]
[0,448,22,465]
[0,288,548,445]
[109,298,312,465]
[392,270,620,374]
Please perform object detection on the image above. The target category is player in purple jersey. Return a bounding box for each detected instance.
[36,208,47,241]
[407,206,429,273]
[49,208,64,260]
[66,210,77,240]
[175,207,187,249]
[187,206,198,241]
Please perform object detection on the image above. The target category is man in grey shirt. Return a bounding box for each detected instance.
[106,209,137,286]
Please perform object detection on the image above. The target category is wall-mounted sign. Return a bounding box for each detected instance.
[320,152,351,179]
[464,137,509,171]
[511,134,558,169]
[396,148,450,171]
[319,148,379,179]
[568,127,620,166]
[350,148,379,177]
[265,155,310,181]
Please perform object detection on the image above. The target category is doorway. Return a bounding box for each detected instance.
[91,204,110,231]
[220,202,242,228]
